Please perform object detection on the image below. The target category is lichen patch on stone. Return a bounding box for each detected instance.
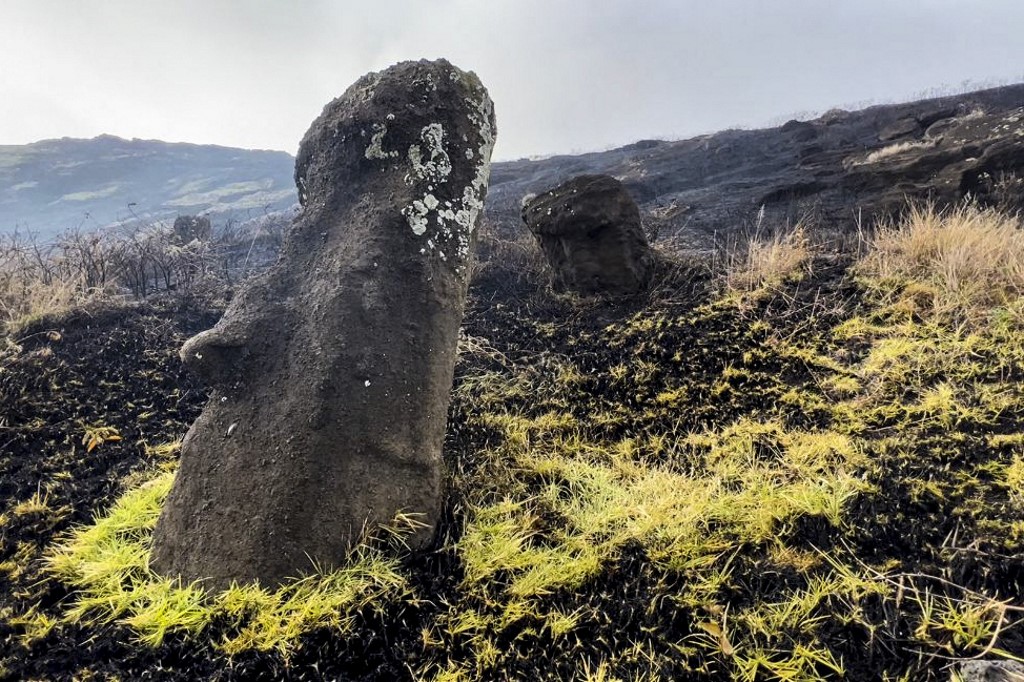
[402,200,430,236]
[396,74,495,269]
[365,123,399,161]
[459,87,497,239]
[407,123,452,184]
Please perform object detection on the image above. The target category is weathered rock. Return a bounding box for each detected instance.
[956,660,1024,682]
[150,59,496,590]
[878,117,921,142]
[172,215,212,243]
[845,106,1024,215]
[781,119,818,142]
[521,175,656,294]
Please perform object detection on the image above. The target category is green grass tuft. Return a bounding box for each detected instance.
[45,469,411,655]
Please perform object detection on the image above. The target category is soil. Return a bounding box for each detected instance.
[1,257,1023,681]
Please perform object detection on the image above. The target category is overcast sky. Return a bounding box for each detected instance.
[1,1,1022,160]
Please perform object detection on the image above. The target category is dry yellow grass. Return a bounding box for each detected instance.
[723,224,812,298]
[857,203,1024,322]
[857,140,935,165]
[0,268,109,334]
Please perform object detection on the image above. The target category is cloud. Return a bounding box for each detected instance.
[0,0,1022,159]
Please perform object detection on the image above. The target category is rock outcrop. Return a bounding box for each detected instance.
[521,175,656,294]
[150,59,496,590]
[843,106,1024,215]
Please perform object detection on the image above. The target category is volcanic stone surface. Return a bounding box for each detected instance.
[521,174,656,294]
[149,59,496,590]
[957,660,1024,682]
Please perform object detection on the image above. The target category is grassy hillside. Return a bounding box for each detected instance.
[1,205,1023,680]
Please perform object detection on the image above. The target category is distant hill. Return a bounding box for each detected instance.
[3,82,1022,243]
[0,135,296,237]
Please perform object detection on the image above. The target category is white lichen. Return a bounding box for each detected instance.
[401,200,429,235]
[458,87,496,240]
[398,73,495,268]
[365,123,399,160]
[407,123,452,184]
[414,74,438,92]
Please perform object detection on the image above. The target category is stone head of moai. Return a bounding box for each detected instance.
[521,174,656,294]
[150,59,496,590]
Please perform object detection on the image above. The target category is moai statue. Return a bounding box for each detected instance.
[150,59,496,589]
[522,175,656,294]
[172,215,212,243]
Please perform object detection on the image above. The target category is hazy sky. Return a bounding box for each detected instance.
[2,1,1022,160]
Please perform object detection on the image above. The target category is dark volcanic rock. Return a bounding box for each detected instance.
[843,106,1024,215]
[781,119,818,142]
[957,660,1024,682]
[878,117,921,142]
[486,84,1024,249]
[522,174,656,294]
[150,59,496,590]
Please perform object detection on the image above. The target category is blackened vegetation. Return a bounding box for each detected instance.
[0,300,219,678]
[486,84,1024,250]
[1,252,1023,680]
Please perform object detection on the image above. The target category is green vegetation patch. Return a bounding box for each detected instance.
[45,465,412,656]
[59,184,122,202]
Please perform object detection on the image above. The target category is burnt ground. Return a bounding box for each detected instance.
[1,257,1023,681]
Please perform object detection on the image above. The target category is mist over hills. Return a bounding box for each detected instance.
[0,135,296,237]
[2,82,1022,243]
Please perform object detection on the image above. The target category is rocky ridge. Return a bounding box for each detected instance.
[487,83,1024,247]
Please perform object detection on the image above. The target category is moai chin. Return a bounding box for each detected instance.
[150,59,496,590]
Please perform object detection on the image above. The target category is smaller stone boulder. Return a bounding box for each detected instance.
[521,175,656,294]
[781,119,818,142]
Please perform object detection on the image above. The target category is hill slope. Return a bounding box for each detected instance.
[0,136,296,236]
[487,83,1024,247]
